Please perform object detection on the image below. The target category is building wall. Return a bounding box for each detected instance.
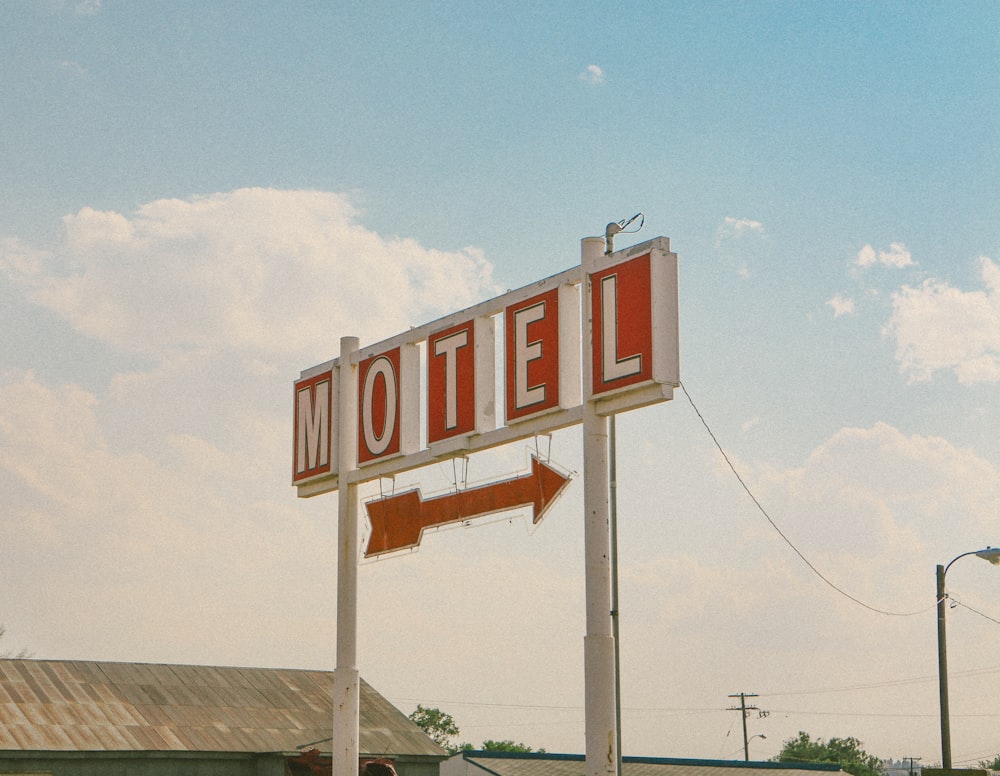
[395,759,442,776]
[0,751,286,776]
[0,751,442,776]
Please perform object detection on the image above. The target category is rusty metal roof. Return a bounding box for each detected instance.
[0,659,445,758]
[444,753,846,776]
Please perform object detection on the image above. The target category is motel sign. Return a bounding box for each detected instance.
[293,235,678,776]
[294,236,678,491]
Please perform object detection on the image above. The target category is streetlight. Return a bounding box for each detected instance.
[936,546,1000,769]
[748,734,767,760]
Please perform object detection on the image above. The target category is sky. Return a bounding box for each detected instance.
[1,0,999,766]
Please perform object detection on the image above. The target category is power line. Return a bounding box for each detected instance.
[727,692,768,761]
[394,663,1000,714]
[952,597,1000,626]
[767,708,1000,719]
[760,663,1000,698]
[679,382,949,619]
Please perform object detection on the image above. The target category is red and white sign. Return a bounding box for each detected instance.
[294,236,678,493]
[357,345,419,464]
[427,318,495,444]
[504,284,580,424]
[589,251,679,400]
[292,369,335,484]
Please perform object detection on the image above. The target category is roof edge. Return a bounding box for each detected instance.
[458,752,843,771]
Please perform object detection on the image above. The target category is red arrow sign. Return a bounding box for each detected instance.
[364,456,571,557]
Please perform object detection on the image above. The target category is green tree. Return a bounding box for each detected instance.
[407,705,547,756]
[407,705,461,753]
[773,732,882,776]
[458,740,545,753]
[978,755,1000,770]
[480,740,542,753]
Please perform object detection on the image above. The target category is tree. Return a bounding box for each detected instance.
[480,740,542,753]
[773,732,882,776]
[408,705,546,756]
[978,755,1000,770]
[458,740,545,753]
[408,705,461,753]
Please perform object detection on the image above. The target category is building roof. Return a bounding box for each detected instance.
[0,659,445,759]
[444,751,846,776]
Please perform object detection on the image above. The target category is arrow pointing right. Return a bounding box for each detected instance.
[364,456,571,557]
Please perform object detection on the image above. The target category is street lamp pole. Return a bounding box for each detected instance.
[936,562,951,769]
[936,546,1000,769]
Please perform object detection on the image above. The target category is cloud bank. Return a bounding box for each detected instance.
[887,256,1000,383]
[1,188,498,360]
[0,187,502,665]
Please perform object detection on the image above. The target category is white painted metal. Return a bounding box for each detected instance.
[333,335,360,776]
[581,236,618,775]
[557,281,583,411]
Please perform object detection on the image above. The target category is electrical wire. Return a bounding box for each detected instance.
[679,381,941,618]
[760,663,1000,698]
[767,708,1000,719]
[952,597,1000,626]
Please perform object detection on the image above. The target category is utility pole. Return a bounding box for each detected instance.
[727,693,762,761]
[906,756,921,776]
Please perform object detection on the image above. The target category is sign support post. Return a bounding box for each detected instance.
[333,336,360,776]
[294,233,677,776]
[581,236,619,775]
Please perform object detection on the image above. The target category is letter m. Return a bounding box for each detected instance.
[294,373,333,481]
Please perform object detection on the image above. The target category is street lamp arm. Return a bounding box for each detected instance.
[943,549,985,577]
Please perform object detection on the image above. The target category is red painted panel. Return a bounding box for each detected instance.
[293,371,333,483]
[358,348,401,463]
[505,288,560,422]
[591,253,653,396]
[427,320,476,443]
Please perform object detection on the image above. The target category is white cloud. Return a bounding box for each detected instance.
[855,242,913,269]
[579,64,606,84]
[0,188,499,360]
[716,217,765,279]
[826,292,855,317]
[0,368,336,667]
[720,216,764,238]
[749,421,999,596]
[856,244,877,268]
[887,256,1000,383]
[0,188,506,669]
[880,242,913,268]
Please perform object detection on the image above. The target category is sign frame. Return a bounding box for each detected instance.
[293,236,678,497]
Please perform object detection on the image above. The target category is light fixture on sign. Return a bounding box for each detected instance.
[604,212,644,255]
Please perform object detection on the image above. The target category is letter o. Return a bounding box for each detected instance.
[362,356,397,457]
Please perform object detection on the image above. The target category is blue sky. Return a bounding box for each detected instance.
[1,0,998,765]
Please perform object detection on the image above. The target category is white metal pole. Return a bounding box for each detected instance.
[609,412,623,776]
[582,236,618,775]
[333,335,360,775]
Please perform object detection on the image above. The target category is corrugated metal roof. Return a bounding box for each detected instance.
[446,752,846,776]
[0,659,445,758]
